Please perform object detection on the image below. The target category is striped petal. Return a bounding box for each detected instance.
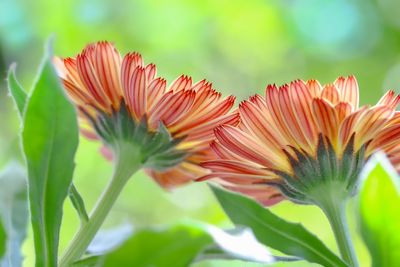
[312,98,339,147]
[353,106,393,150]
[210,141,245,161]
[223,185,283,206]
[182,112,240,141]
[92,41,122,107]
[169,75,192,92]
[265,84,294,143]
[334,102,352,123]
[339,75,359,110]
[154,90,195,126]
[278,84,313,151]
[377,90,400,110]
[201,160,271,176]
[239,100,285,156]
[214,125,289,170]
[125,67,147,119]
[338,106,368,151]
[306,79,323,97]
[147,77,167,110]
[76,53,112,110]
[368,124,400,153]
[171,94,234,134]
[288,80,318,147]
[321,84,340,105]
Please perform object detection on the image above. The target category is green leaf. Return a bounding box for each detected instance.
[100,223,211,267]
[21,42,79,267]
[211,185,347,267]
[69,185,89,224]
[0,162,28,267]
[357,153,400,267]
[87,224,133,255]
[0,220,7,259]
[7,64,89,230]
[7,64,27,117]
[193,223,297,264]
[80,221,287,267]
[72,256,103,267]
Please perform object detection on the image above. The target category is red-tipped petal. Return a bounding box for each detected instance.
[341,75,359,109]
[312,98,339,145]
[321,84,340,105]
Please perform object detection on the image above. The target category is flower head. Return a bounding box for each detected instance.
[200,76,400,205]
[55,41,238,188]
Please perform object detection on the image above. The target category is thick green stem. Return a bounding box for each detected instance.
[319,196,359,267]
[59,143,141,267]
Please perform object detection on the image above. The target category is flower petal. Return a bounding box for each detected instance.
[340,75,359,110]
[321,84,340,105]
[377,90,400,110]
[157,90,196,126]
[169,75,192,92]
[306,79,322,97]
[338,106,368,152]
[334,102,352,123]
[239,100,285,156]
[92,41,122,107]
[354,106,393,150]
[214,125,289,170]
[76,53,112,111]
[311,98,339,147]
[125,67,147,119]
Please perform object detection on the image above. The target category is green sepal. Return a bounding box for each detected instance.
[84,101,187,171]
[272,134,367,205]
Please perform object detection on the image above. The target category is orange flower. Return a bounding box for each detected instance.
[55,41,238,188]
[200,76,400,205]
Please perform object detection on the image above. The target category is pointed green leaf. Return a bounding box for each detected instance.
[7,65,89,229]
[0,162,28,267]
[22,42,79,267]
[7,64,27,117]
[211,185,347,267]
[69,185,89,224]
[358,153,400,267]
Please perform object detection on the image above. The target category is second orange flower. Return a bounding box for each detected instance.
[55,41,238,188]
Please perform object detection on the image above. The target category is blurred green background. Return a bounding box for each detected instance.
[1,0,400,266]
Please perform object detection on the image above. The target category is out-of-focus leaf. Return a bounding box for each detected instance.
[211,185,347,267]
[100,223,211,267]
[84,221,284,267]
[72,256,103,267]
[7,64,27,117]
[194,224,276,264]
[358,153,400,267]
[69,185,89,224]
[0,220,6,259]
[21,41,79,267]
[87,224,133,255]
[0,162,28,267]
[72,224,134,267]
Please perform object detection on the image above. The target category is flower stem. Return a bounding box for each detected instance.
[319,196,358,267]
[59,143,141,267]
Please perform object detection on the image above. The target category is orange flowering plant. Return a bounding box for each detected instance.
[200,77,400,267]
[4,40,400,267]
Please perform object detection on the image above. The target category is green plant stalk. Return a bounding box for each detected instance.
[318,195,359,267]
[59,143,141,267]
